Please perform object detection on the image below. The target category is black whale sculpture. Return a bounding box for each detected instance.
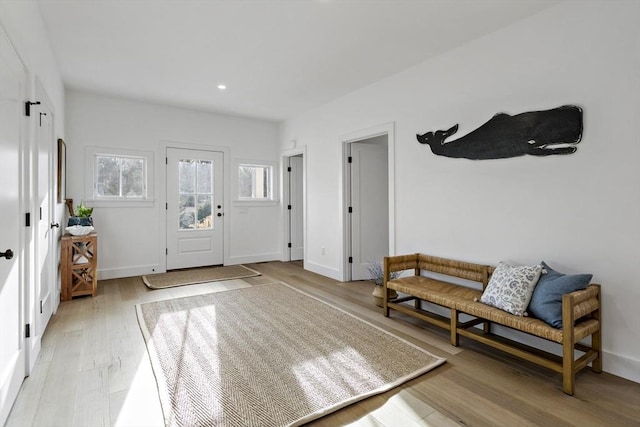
[416,105,583,160]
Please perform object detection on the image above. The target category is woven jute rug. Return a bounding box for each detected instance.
[136,282,446,427]
[141,265,260,289]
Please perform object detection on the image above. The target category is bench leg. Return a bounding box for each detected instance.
[592,304,603,373]
[450,308,459,347]
[383,294,389,317]
[562,298,576,395]
[562,344,576,395]
[591,332,603,373]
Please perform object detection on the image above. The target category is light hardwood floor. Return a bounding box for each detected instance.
[6,261,640,427]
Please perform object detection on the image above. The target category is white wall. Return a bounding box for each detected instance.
[280,1,640,382]
[1,2,66,306]
[65,90,281,279]
[0,2,65,130]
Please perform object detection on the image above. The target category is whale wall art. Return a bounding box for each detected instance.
[416,105,583,160]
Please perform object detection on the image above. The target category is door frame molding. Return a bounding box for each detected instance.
[281,146,306,262]
[340,122,395,282]
[26,77,56,373]
[159,140,230,271]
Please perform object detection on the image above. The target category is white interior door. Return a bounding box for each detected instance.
[289,155,304,261]
[350,138,389,280]
[166,148,224,269]
[33,88,54,360]
[0,27,26,426]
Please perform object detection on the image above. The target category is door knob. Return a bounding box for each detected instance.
[51,222,60,229]
[0,249,14,260]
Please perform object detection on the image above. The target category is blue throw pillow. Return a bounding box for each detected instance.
[527,261,592,328]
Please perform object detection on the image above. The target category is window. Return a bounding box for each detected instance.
[238,163,273,200]
[86,147,154,206]
[96,155,146,198]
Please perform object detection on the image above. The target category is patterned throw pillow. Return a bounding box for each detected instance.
[480,262,543,316]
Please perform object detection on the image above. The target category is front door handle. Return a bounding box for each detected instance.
[0,249,14,260]
[51,222,60,229]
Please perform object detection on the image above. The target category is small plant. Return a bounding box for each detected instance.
[74,202,93,218]
[366,260,399,286]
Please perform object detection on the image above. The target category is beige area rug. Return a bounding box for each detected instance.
[136,282,446,427]
[142,265,260,289]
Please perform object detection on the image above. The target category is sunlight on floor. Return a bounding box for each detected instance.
[112,356,164,427]
[342,389,460,427]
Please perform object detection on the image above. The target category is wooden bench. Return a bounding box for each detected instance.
[382,253,602,395]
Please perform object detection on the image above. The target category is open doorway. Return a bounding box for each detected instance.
[342,123,395,282]
[282,148,305,263]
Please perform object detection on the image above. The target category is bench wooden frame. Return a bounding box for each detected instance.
[382,253,602,395]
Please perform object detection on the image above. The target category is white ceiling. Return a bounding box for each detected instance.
[37,0,559,122]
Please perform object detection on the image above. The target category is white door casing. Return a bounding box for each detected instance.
[0,27,27,427]
[30,81,55,370]
[350,138,390,281]
[166,148,224,269]
[289,155,304,261]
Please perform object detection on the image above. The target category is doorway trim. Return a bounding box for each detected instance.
[281,146,306,262]
[159,140,230,272]
[340,122,395,282]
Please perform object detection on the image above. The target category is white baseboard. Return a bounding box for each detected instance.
[305,261,341,281]
[603,350,640,383]
[98,264,160,280]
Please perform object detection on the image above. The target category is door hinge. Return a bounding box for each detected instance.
[26,212,31,227]
[348,256,353,263]
[165,157,168,165]
[348,206,352,213]
[25,101,40,117]
[40,207,42,220]
[287,166,291,172]
[287,243,292,248]
[166,248,168,255]
[166,202,168,210]
[25,323,31,338]
[288,205,292,210]
[348,156,352,163]
[40,300,43,314]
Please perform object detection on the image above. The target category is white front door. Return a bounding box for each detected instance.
[166,148,224,269]
[289,155,304,261]
[0,27,26,427]
[33,84,54,364]
[350,138,389,280]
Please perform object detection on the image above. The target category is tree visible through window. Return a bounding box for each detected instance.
[95,155,146,198]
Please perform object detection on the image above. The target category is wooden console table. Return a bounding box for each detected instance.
[61,232,98,301]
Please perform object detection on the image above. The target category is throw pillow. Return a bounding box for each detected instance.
[480,262,543,316]
[527,261,593,328]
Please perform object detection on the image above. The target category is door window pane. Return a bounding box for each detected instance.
[178,159,214,230]
[197,160,212,193]
[179,160,195,193]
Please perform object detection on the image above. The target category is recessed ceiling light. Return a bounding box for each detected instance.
[217,84,227,90]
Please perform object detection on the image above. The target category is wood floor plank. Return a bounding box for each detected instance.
[5,260,639,427]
